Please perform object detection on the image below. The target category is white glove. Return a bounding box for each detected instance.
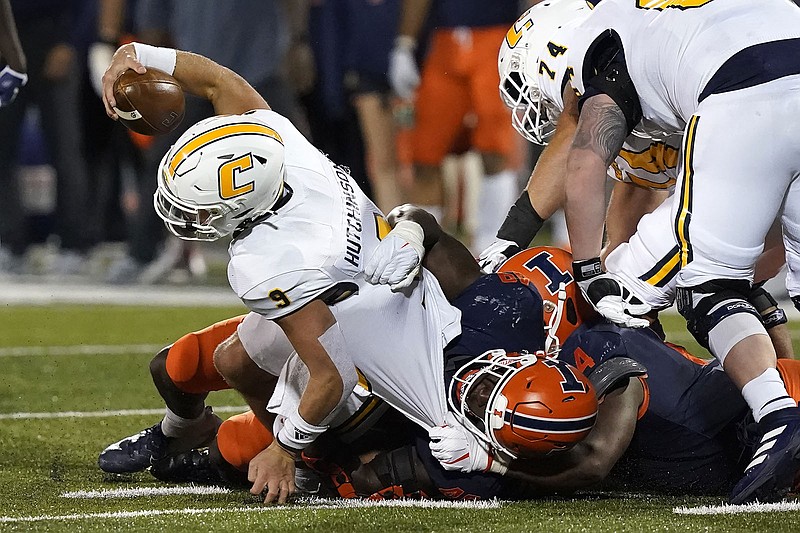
[478,239,520,273]
[0,65,27,107]
[574,258,651,328]
[428,413,496,473]
[364,220,425,291]
[88,42,116,98]
[388,37,420,100]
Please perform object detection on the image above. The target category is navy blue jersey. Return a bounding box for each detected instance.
[444,272,546,386]
[559,322,749,495]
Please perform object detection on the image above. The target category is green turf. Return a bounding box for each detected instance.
[1,304,800,532]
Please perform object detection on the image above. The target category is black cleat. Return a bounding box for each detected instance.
[730,407,800,504]
[150,448,221,485]
[98,423,168,474]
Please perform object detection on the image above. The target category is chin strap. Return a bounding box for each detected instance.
[544,282,567,356]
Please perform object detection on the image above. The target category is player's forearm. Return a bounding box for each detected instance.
[0,0,25,72]
[566,95,628,260]
[172,50,268,115]
[564,149,607,260]
[524,113,576,219]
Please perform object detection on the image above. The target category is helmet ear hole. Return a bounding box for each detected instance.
[565,298,578,325]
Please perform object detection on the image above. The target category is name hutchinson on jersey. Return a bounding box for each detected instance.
[336,165,363,270]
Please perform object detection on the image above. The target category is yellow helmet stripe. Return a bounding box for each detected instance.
[166,122,283,180]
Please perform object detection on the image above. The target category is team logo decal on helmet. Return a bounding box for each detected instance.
[500,247,592,356]
[154,115,286,241]
[449,349,598,458]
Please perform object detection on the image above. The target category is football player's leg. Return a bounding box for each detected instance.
[155,315,248,451]
[98,316,244,474]
[604,198,680,313]
[410,30,470,221]
[213,312,294,432]
[675,98,800,504]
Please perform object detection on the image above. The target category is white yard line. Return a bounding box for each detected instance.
[0,498,501,523]
[0,344,163,357]
[62,486,233,499]
[674,501,800,515]
[0,406,248,420]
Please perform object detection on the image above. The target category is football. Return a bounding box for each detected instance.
[112,68,185,136]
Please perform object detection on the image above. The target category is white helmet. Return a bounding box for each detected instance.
[154,114,286,241]
[497,0,589,144]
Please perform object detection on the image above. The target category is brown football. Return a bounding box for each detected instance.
[112,68,185,136]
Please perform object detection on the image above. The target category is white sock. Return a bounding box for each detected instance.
[161,406,207,438]
[741,368,797,422]
[474,169,519,252]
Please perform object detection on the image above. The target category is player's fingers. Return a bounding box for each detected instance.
[278,479,295,504]
[378,262,398,285]
[264,479,282,504]
[248,465,267,496]
[364,251,385,283]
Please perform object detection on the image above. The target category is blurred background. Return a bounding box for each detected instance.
[0,0,567,295]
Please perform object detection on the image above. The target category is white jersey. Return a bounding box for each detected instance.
[226,109,461,430]
[538,16,679,191]
[569,0,800,132]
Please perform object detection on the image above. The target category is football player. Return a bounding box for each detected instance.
[496,250,800,497]
[551,0,800,504]
[370,237,800,499]
[487,0,794,363]
[102,42,465,504]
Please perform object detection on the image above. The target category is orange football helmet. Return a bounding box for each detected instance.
[449,349,598,459]
[499,246,593,355]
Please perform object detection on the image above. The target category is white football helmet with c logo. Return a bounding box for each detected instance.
[497,0,589,144]
[154,114,286,241]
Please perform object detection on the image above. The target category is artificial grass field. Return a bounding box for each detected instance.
[1,304,800,532]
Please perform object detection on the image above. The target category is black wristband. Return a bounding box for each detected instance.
[496,191,545,248]
[572,257,603,282]
[275,434,302,459]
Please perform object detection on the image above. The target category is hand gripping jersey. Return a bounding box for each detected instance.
[559,322,750,494]
[227,109,461,429]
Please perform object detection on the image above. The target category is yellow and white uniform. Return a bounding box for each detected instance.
[569,0,800,293]
[227,109,461,430]
[535,16,682,305]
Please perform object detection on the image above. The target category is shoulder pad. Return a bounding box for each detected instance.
[589,357,647,398]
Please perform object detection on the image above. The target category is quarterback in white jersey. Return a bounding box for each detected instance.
[558,0,800,505]
[102,43,460,504]
[223,108,461,433]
